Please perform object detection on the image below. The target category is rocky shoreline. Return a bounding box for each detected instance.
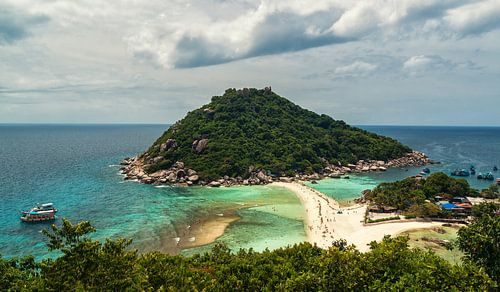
[119,151,434,187]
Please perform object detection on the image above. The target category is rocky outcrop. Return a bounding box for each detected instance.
[192,139,209,153]
[160,139,177,152]
[120,151,432,187]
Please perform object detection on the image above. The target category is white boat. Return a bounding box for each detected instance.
[20,203,57,222]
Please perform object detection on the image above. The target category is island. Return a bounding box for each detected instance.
[121,87,430,186]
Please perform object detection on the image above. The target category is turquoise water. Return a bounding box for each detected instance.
[0,125,305,259]
[1,125,499,259]
[308,126,500,202]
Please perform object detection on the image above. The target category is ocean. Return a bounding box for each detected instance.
[1,124,499,259]
[308,126,500,203]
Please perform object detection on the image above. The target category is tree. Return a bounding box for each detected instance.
[457,213,500,282]
[481,184,499,199]
[40,219,145,290]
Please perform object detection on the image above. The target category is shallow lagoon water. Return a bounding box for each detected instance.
[1,124,499,258]
[0,124,305,259]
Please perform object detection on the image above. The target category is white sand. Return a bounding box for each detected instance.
[272,182,443,252]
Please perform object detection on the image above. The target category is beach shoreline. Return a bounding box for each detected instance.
[272,182,444,252]
[175,214,241,251]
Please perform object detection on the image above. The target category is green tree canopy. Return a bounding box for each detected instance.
[144,88,411,179]
[0,219,495,290]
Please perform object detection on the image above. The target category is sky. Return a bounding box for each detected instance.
[1,0,500,126]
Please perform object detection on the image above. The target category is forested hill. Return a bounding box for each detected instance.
[142,88,411,180]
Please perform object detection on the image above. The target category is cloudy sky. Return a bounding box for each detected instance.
[1,0,500,125]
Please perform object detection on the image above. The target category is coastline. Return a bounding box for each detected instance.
[120,151,431,187]
[272,182,444,252]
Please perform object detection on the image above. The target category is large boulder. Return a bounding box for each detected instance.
[174,161,185,169]
[160,139,177,152]
[208,181,221,187]
[167,172,176,182]
[192,139,209,153]
[256,171,268,182]
[188,175,199,182]
[279,177,293,183]
[153,156,164,164]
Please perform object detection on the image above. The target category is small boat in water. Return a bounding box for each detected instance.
[422,168,430,174]
[478,172,494,181]
[494,166,498,172]
[451,169,470,177]
[20,203,57,222]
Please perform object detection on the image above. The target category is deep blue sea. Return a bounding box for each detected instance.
[1,124,499,259]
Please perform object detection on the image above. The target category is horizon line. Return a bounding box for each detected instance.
[1,122,500,128]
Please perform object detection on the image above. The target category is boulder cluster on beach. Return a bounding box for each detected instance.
[120,151,432,187]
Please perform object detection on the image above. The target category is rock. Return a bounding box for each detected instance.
[208,181,221,187]
[256,171,268,182]
[379,166,387,171]
[370,166,378,171]
[310,173,320,180]
[167,173,176,182]
[196,138,209,153]
[176,169,186,178]
[174,161,184,169]
[150,170,165,178]
[141,176,154,184]
[187,169,197,176]
[203,108,216,118]
[153,156,164,164]
[347,164,357,169]
[362,166,370,172]
[188,175,199,182]
[160,139,177,152]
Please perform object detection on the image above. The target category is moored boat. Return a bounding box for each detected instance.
[477,172,494,181]
[494,165,498,172]
[20,203,57,222]
[451,169,470,177]
[422,168,430,174]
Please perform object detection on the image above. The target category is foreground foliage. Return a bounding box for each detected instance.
[458,203,500,282]
[145,88,411,179]
[0,219,496,291]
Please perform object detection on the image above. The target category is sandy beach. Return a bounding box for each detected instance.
[272,182,443,252]
[178,214,240,249]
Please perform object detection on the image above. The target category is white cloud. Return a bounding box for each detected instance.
[0,0,499,124]
[444,0,500,35]
[333,61,378,78]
